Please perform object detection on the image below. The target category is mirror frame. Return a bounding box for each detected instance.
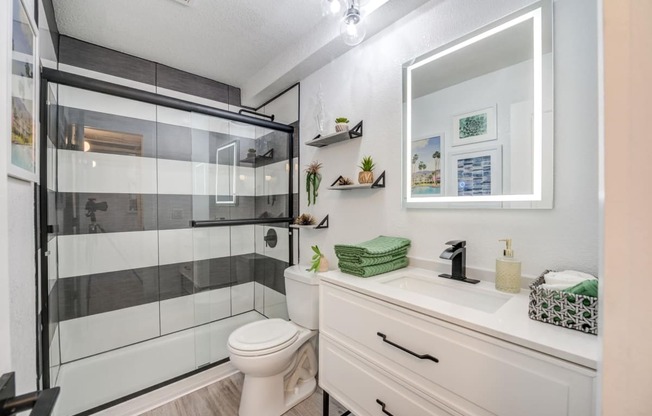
[402,0,553,209]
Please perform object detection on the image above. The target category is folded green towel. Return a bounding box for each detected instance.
[337,248,409,266]
[563,279,598,298]
[334,236,411,258]
[339,257,409,278]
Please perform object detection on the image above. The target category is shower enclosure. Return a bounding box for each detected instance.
[39,69,297,415]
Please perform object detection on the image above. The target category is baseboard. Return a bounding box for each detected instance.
[94,362,238,416]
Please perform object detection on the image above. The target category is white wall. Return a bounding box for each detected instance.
[601,0,652,414]
[297,0,599,278]
[0,0,38,394]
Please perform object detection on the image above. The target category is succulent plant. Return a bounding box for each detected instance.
[335,117,350,124]
[337,176,354,186]
[294,213,316,225]
[308,245,324,272]
[358,155,376,172]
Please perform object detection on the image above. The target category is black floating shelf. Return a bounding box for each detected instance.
[305,121,363,148]
[328,171,386,190]
[239,148,274,164]
[289,215,329,230]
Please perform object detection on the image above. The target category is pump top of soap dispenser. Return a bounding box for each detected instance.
[499,239,514,258]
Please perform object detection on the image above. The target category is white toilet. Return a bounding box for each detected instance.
[228,265,320,416]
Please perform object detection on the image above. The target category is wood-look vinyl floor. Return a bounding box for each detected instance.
[142,373,350,416]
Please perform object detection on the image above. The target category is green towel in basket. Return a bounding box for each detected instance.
[339,257,409,278]
[337,248,409,266]
[563,279,598,298]
[335,236,411,258]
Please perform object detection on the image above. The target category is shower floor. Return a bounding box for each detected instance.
[52,311,265,416]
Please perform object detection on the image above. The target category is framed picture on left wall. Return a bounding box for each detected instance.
[8,0,38,182]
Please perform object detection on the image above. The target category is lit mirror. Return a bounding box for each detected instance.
[215,141,238,205]
[403,0,552,209]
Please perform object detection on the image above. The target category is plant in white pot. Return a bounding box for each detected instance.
[307,245,329,272]
[335,117,350,132]
[358,155,376,184]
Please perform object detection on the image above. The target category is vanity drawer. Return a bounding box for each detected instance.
[320,335,460,416]
[320,282,596,416]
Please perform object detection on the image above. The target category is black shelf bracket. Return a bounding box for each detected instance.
[315,215,329,229]
[239,148,274,165]
[330,175,345,186]
[371,171,386,188]
[348,120,363,139]
[311,133,321,141]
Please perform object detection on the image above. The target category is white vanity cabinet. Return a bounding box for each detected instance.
[319,281,597,416]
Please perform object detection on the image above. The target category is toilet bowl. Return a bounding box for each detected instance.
[228,266,320,416]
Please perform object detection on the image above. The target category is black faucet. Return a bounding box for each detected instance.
[438,240,480,284]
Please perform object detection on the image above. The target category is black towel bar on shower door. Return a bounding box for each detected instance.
[190,217,293,228]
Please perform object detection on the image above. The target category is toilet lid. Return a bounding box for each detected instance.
[228,319,298,355]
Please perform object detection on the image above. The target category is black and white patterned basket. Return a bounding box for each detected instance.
[528,270,598,335]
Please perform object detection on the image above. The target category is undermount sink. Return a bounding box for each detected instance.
[381,275,511,313]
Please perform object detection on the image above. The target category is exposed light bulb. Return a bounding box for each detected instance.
[83,141,91,152]
[340,3,366,46]
[321,0,342,16]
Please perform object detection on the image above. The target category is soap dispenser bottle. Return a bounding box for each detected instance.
[495,239,521,293]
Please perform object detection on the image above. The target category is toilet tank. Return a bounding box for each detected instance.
[284,266,320,330]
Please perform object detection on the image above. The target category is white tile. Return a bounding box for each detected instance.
[47,238,58,281]
[264,287,289,320]
[58,231,159,278]
[49,326,60,385]
[255,225,265,255]
[58,64,157,93]
[158,158,193,195]
[231,282,255,315]
[158,229,193,266]
[256,158,298,196]
[236,165,256,197]
[231,225,255,256]
[157,106,193,127]
[192,227,230,261]
[262,85,299,125]
[263,226,290,262]
[160,295,195,335]
[193,163,256,197]
[58,84,156,121]
[209,287,232,322]
[254,282,265,314]
[58,150,158,194]
[59,302,160,363]
[46,144,56,191]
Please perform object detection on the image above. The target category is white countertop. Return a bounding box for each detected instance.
[318,267,599,370]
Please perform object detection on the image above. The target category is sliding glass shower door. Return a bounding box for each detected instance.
[46,81,294,415]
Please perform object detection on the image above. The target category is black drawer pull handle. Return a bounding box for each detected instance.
[377,332,439,363]
[376,399,395,416]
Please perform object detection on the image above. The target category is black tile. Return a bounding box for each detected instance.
[255,194,290,219]
[158,195,192,230]
[156,64,229,104]
[57,192,157,235]
[57,106,157,158]
[159,262,194,301]
[59,36,156,85]
[253,255,288,295]
[56,267,160,321]
[157,123,192,162]
[231,254,256,285]
[48,285,59,345]
[41,0,59,60]
[228,86,241,107]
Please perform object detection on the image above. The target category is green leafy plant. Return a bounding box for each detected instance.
[335,117,350,124]
[358,155,376,172]
[308,245,323,272]
[305,161,322,206]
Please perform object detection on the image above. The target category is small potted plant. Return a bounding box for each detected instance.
[294,213,316,226]
[246,148,257,159]
[308,245,329,273]
[358,155,376,184]
[335,117,350,132]
[305,161,322,206]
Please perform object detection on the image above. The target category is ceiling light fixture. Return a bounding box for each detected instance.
[321,0,342,16]
[340,0,366,46]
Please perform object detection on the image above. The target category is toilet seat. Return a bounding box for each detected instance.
[229,319,299,357]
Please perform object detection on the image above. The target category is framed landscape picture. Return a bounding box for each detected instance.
[9,0,38,182]
[452,106,496,147]
[410,134,444,197]
[449,146,502,196]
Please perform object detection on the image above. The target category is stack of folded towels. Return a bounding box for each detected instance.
[334,235,411,278]
[540,270,598,298]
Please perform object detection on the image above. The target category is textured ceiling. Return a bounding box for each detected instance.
[52,0,324,90]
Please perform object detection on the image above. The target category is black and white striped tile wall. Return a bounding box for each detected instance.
[50,84,298,363]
